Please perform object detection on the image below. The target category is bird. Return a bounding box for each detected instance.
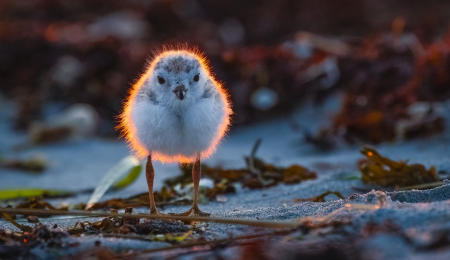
[118,48,232,216]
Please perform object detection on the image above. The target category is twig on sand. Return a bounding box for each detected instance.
[395,181,444,191]
[112,203,383,257]
[0,203,382,230]
[0,203,385,257]
[1,213,32,232]
[0,208,297,229]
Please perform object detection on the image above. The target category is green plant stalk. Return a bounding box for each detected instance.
[0,188,74,200]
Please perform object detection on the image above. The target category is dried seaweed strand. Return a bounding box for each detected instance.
[247,138,262,174]
[1,213,32,232]
[294,191,344,202]
[0,208,297,229]
[395,181,444,191]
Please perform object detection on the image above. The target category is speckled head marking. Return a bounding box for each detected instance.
[155,55,200,74]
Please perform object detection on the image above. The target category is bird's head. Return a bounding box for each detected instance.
[149,51,208,106]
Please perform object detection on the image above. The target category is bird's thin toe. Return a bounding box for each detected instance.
[169,207,210,217]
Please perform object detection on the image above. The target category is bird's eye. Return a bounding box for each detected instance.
[193,74,199,82]
[158,76,165,84]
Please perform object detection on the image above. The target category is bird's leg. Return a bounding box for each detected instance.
[191,155,210,216]
[145,154,159,215]
[174,155,210,216]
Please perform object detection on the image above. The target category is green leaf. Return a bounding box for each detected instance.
[86,155,142,209]
[152,230,193,242]
[0,188,73,200]
[337,172,361,181]
[113,164,142,190]
[344,175,361,181]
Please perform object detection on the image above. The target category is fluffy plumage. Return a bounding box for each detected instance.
[119,49,232,163]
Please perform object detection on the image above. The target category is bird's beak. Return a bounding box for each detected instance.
[173,85,187,100]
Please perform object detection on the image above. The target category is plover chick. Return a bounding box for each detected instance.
[118,49,232,216]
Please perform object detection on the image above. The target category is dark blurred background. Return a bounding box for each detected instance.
[1,0,449,145]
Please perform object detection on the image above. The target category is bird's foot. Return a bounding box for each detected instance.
[149,208,165,216]
[170,205,210,217]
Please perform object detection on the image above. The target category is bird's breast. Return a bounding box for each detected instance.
[131,94,225,157]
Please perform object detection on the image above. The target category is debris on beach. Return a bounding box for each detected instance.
[68,209,190,237]
[0,1,449,259]
[0,155,48,173]
[86,157,316,210]
[323,23,450,144]
[359,146,440,187]
[28,104,99,145]
[294,191,344,202]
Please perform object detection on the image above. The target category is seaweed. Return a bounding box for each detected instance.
[359,146,440,187]
[2,201,432,259]
[0,222,76,258]
[0,198,60,220]
[29,125,73,145]
[1,213,32,232]
[294,191,344,202]
[323,25,450,144]
[0,156,48,173]
[83,141,316,211]
[68,208,190,238]
[15,198,56,211]
[1,0,450,137]
[181,157,316,191]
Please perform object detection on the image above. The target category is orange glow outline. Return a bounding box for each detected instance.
[117,47,232,163]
